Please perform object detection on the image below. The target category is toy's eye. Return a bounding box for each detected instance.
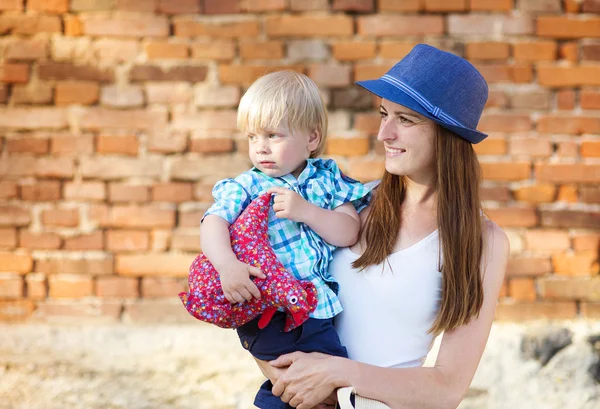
[289,296,298,305]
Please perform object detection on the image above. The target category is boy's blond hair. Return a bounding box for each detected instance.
[237,70,328,158]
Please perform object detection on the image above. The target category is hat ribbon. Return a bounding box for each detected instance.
[381,74,466,128]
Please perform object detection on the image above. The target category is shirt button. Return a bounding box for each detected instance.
[243,340,249,349]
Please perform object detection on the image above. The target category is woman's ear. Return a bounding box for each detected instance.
[308,130,321,152]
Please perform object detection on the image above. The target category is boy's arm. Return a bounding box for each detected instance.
[267,187,360,247]
[201,215,265,303]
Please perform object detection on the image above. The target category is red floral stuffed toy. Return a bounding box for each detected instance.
[179,193,318,332]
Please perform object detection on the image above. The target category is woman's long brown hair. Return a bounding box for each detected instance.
[352,126,484,335]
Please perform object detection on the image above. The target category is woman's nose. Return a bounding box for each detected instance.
[377,119,396,142]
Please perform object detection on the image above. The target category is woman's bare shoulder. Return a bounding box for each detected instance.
[481,218,510,280]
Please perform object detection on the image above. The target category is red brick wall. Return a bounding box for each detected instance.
[0,0,599,323]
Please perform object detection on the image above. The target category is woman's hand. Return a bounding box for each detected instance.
[254,357,287,384]
[270,351,349,409]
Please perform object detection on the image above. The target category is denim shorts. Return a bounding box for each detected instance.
[237,312,347,409]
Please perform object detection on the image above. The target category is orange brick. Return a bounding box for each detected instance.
[204,0,240,13]
[290,0,328,10]
[190,138,234,154]
[354,64,393,82]
[559,42,579,62]
[581,89,600,109]
[0,205,31,227]
[219,64,305,85]
[178,209,206,227]
[556,185,578,203]
[378,41,417,60]
[507,257,552,276]
[581,302,600,318]
[49,274,94,298]
[495,301,577,320]
[378,0,422,11]
[485,91,509,108]
[556,89,576,109]
[347,158,385,182]
[171,231,201,252]
[0,0,23,11]
[174,19,260,38]
[358,15,444,36]
[34,300,122,322]
[0,228,17,248]
[63,182,105,202]
[485,207,538,227]
[145,42,188,59]
[509,136,552,157]
[553,251,598,277]
[354,112,381,134]
[480,186,510,202]
[106,230,149,251]
[51,134,94,156]
[82,16,169,38]
[466,42,510,60]
[582,140,600,157]
[108,183,150,203]
[19,231,61,250]
[152,183,193,203]
[5,38,48,61]
[424,0,466,10]
[539,277,600,301]
[20,181,61,201]
[116,253,193,277]
[509,278,537,301]
[573,234,599,252]
[25,273,47,300]
[55,81,100,106]
[64,14,83,36]
[469,0,513,11]
[0,252,33,273]
[141,277,186,298]
[481,162,531,181]
[36,257,113,275]
[6,136,50,155]
[191,41,235,60]
[0,299,34,321]
[242,0,287,11]
[326,135,370,156]
[0,181,18,200]
[524,229,570,252]
[96,276,139,298]
[106,206,175,229]
[0,63,29,83]
[537,16,600,38]
[564,0,580,12]
[308,64,352,87]
[508,63,533,83]
[239,41,285,60]
[96,135,139,156]
[581,187,600,204]
[513,41,557,61]
[0,274,24,299]
[556,141,578,157]
[333,0,375,11]
[63,231,104,251]
[157,0,201,14]
[40,208,79,228]
[150,229,172,251]
[266,15,353,37]
[28,0,68,13]
[0,15,62,36]
[537,64,600,87]
[536,115,600,135]
[332,41,376,61]
[479,114,532,133]
[540,210,599,229]
[513,184,556,204]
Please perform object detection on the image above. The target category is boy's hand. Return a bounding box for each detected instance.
[267,187,312,223]
[218,259,265,304]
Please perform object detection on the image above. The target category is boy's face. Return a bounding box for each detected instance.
[247,122,320,178]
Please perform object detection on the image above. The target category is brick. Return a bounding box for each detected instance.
[171,155,250,181]
[152,183,193,203]
[26,272,46,300]
[80,157,162,181]
[581,140,600,157]
[266,15,354,37]
[448,15,534,35]
[0,252,33,273]
[62,231,103,251]
[581,302,600,318]
[537,16,600,38]
[537,64,600,87]
[558,43,578,62]
[540,277,600,301]
[509,63,533,83]
[130,65,207,82]
[179,209,205,227]
[0,0,23,10]
[35,257,113,275]
[582,0,600,12]
[106,230,149,252]
[0,181,18,200]
[509,91,550,109]
[96,276,139,298]
[117,0,157,12]
[0,14,62,35]
[423,0,466,10]
[495,301,577,320]
[378,41,416,60]
[0,63,29,83]
[148,131,189,154]
[555,185,577,204]
[287,40,330,62]
[556,141,578,157]
[581,89,600,109]
[536,115,600,134]
[54,81,99,106]
[540,210,600,229]
[107,206,175,229]
[582,43,600,61]
[39,62,113,82]
[108,183,150,203]
[157,0,200,13]
[190,137,234,154]
[33,300,122,322]
[146,83,192,104]
[553,251,598,277]
[346,158,384,182]
[480,162,530,181]
[518,0,562,12]
[513,184,556,204]
[172,109,238,132]
[556,89,576,110]
[239,41,285,60]
[581,187,600,203]
[507,257,552,276]
[326,134,370,157]
[0,299,34,321]
[190,41,236,61]
[0,273,24,299]
[0,84,7,103]
[51,134,94,156]
[116,253,193,277]
[63,182,105,202]
[524,229,569,253]
[485,207,538,227]
[354,64,393,82]
[100,85,144,108]
[512,41,557,61]
[5,38,48,61]
[63,14,82,36]
[485,91,509,108]
[469,0,513,11]
[0,206,31,227]
[18,231,61,250]
[0,228,17,248]
[171,230,201,252]
[358,15,443,37]
[70,0,115,11]
[290,0,328,9]
[333,0,374,12]
[144,42,188,60]
[11,83,53,105]
[509,136,552,157]
[6,136,49,155]
[40,208,79,228]
[473,64,510,83]
[332,41,376,61]
[480,186,510,202]
[308,64,351,88]
[82,16,168,37]
[331,88,374,110]
[466,42,510,61]
[124,299,195,323]
[20,181,61,202]
[242,0,287,11]
[96,134,138,156]
[141,277,186,298]
[204,0,240,13]
[174,19,260,38]
[48,274,94,298]
[564,0,580,12]
[194,84,240,108]
[150,229,171,251]
[33,158,77,179]
[508,278,537,301]
[378,0,422,11]
[27,0,68,13]
[536,163,600,183]
[79,108,168,130]
[92,39,140,65]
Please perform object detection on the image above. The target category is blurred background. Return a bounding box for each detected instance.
[0,0,599,408]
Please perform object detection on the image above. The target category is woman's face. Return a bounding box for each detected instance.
[377,99,437,183]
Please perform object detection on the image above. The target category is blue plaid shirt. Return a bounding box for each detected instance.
[203,158,372,319]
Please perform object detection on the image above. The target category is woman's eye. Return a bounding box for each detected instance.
[398,116,413,125]
[379,111,387,119]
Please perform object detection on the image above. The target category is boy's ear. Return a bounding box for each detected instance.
[308,130,321,152]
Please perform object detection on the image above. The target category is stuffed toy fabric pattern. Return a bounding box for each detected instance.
[179,193,318,332]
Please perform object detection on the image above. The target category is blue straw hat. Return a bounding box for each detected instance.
[356,44,489,144]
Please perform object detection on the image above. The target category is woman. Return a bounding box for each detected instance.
[256,44,510,409]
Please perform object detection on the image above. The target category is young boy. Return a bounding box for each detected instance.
[200,71,371,409]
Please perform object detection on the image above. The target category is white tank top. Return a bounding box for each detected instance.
[330,229,442,368]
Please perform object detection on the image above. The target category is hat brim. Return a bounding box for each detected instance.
[356,79,488,144]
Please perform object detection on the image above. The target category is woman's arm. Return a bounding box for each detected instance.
[271,221,510,409]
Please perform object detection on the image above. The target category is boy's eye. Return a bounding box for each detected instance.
[268,133,279,139]
[248,134,256,141]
